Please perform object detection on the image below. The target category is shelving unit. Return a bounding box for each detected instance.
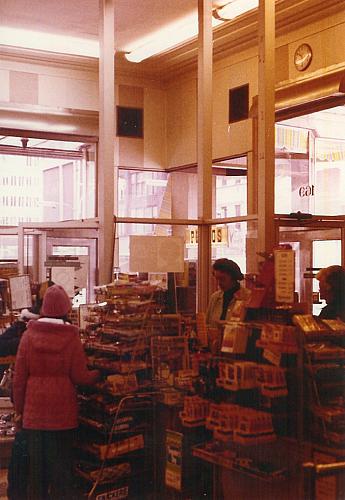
[180,319,303,498]
[74,282,162,499]
[293,315,345,449]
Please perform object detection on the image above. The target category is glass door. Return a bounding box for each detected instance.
[278,220,343,314]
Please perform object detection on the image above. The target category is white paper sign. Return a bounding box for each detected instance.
[129,236,184,273]
[52,266,75,297]
[9,275,32,310]
[274,249,295,304]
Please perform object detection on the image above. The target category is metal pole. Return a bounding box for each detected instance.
[98,0,115,284]
[257,0,276,255]
[197,0,213,312]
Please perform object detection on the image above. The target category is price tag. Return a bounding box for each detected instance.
[263,349,281,367]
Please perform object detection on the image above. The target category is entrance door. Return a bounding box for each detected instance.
[277,219,344,314]
[46,237,97,303]
[17,223,98,303]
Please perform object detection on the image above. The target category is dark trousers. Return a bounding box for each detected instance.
[25,429,75,500]
[7,430,29,500]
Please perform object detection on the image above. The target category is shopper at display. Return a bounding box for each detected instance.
[316,265,345,321]
[13,284,100,500]
[206,258,250,327]
[4,282,54,500]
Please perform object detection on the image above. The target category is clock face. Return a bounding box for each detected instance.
[294,43,313,71]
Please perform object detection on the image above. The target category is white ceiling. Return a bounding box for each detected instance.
[0,0,227,52]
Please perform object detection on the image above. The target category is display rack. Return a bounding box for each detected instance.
[293,315,345,450]
[74,281,163,499]
[183,319,302,496]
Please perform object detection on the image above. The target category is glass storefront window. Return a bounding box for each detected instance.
[0,137,95,224]
[211,220,258,276]
[115,222,198,314]
[118,169,198,219]
[314,138,345,215]
[0,235,18,260]
[118,170,169,218]
[275,124,310,214]
[276,106,345,216]
[214,156,247,218]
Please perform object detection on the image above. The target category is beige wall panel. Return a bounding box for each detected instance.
[9,71,38,104]
[277,9,345,52]
[39,75,98,110]
[0,70,10,101]
[118,137,144,167]
[276,45,289,83]
[213,58,257,158]
[288,21,345,80]
[166,79,197,168]
[0,58,98,82]
[143,87,166,169]
[118,85,144,107]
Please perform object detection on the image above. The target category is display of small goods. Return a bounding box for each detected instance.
[0,411,16,437]
[175,321,300,483]
[179,395,210,427]
[165,430,183,491]
[293,314,345,448]
[221,323,249,354]
[74,281,166,498]
[151,336,189,385]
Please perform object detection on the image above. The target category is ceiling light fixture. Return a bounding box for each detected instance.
[0,27,99,58]
[125,0,258,63]
[213,0,259,21]
[125,12,222,63]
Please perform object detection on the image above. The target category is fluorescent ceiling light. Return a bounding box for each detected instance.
[213,0,259,21]
[125,0,258,63]
[125,12,222,63]
[0,27,99,58]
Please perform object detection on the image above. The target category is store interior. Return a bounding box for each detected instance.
[1,0,345,498]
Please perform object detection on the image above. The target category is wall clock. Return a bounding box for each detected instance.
[294,43,313,71]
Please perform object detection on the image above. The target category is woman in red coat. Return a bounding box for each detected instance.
[13,284,100,500]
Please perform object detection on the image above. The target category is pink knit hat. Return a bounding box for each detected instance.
[41,284,71,318]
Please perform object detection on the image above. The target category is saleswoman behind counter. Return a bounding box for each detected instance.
[206,258,251,327]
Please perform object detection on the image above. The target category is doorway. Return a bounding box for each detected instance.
[17,224,98,304]
[277,218,344,313]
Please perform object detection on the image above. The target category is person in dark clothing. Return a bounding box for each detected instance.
[4,282,53,500]
[13,284,100,500]
[316,265,345,321]
[206,258,249,326]
[2,310,40,500]
[0,311,39,357]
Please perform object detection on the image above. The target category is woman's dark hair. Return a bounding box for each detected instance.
[324,266,345,303]
[212,258,244,281]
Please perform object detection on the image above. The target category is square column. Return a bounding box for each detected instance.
[197,0,213,312]
[98,0,115,284]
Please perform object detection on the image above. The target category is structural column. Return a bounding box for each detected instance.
[98,0,115,284]
[257,0,276,255]
[197,0,213,312]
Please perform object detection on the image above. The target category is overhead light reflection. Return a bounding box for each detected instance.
[125,0,258,63]
[0,27,99,58]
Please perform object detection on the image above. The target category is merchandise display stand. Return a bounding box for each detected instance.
[293,315,345,499]
[186,316,303,499]
[74,281,163,499]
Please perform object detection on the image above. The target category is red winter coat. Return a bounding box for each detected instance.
[13,319,98,430]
